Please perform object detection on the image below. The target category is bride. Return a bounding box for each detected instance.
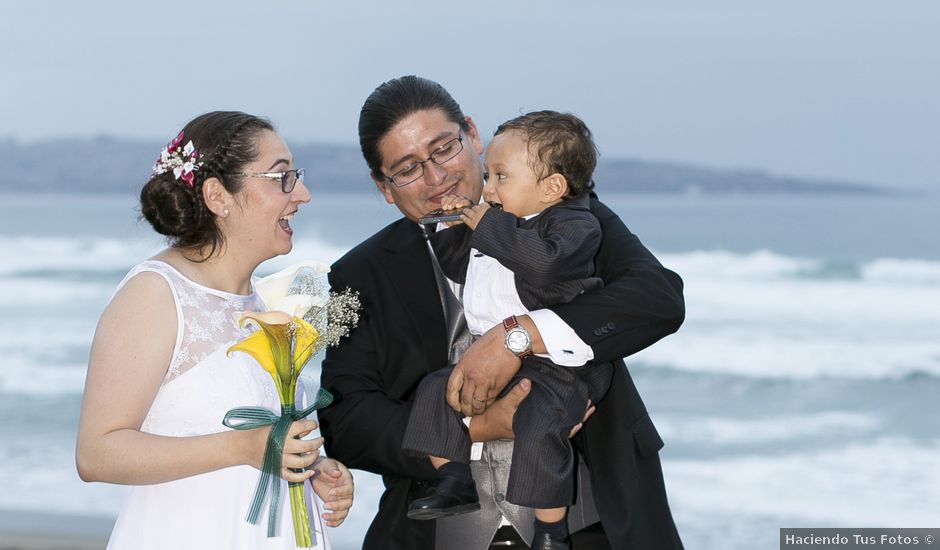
[76,111,353,549]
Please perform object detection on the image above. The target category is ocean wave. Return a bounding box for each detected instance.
[0,363,88,396]
[0,277,114,307]
[656,411,882,445]
[0,235,352,278]
[659,250,821,281]
[0,236,162,276]
[666,436,940,526]
[660,249,940,286]
[635,250,940,380]
[634,331,940,380]
[861,257,940,285]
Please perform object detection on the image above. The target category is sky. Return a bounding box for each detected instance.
[1,1,938,190]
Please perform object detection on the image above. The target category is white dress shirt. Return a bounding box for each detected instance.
[462,248,594,367]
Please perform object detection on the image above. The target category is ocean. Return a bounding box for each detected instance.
[1,191,938,549]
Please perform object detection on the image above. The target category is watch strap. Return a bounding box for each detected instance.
[503,315,520,331]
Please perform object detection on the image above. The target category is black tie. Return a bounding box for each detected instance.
[421,224,472,366]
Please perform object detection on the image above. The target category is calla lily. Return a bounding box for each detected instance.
[291,317,319,372]
[228,310,320,407]
[229,310,296,405]
[227,329,285,397]
[255,262,330,318]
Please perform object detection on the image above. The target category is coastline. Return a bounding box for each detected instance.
[0,509,112,550]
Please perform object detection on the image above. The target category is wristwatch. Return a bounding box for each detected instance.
[502,315,533,359]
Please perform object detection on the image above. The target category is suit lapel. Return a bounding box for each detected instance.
[380,220,448,375]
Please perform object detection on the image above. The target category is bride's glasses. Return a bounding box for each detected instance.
[238,168,305,193]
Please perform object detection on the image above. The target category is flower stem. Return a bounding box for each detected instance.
[289,480,313,547]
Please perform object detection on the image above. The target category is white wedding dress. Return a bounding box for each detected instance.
[106,261,330,550]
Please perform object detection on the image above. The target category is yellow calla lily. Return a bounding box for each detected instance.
[292,317,319,370]
[228,310,323,407]
[244,311,293,389]
[229,311,293,405]
[227,330,283,392]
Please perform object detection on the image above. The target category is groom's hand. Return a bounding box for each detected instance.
[468,378,531,441]
[467,383,594,442]
[310,457,354,527]
[447,323,523,416]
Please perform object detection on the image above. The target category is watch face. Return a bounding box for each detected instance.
[506,328,530,353]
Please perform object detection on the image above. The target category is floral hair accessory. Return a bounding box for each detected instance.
[151,130,204,187]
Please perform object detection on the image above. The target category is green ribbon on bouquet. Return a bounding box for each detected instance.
[222,388,333,538]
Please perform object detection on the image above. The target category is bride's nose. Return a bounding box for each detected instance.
[292,179,312,203]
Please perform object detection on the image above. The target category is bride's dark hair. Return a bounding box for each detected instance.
[140,111,274,257]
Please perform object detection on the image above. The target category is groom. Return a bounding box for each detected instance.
[319,75,686,550]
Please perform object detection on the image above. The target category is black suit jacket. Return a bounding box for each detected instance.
[320,196,686,550]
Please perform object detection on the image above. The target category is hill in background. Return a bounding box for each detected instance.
[0,137,894,195]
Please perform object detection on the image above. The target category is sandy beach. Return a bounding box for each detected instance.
[0,510,112,550]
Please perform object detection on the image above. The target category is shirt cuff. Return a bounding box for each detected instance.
[462,417,484,461]
[527,309,594,367]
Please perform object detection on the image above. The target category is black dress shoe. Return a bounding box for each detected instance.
[531,531,571,550]
[407,473,480,520]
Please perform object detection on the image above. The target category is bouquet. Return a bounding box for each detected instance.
[223,262,360,547]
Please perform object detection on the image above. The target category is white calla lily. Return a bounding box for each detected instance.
[271,294,327,319]
[255,261,331,318]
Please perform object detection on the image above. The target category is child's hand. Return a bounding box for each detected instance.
[440,194,474,211]
[438,195,475,227]
[460,203,490,230]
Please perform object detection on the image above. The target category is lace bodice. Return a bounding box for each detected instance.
[115,260,264,382]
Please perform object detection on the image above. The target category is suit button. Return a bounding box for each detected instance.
[495,493,505,502]
[593,329,603,336]
[601,327,609,334]
[607,321,615,329]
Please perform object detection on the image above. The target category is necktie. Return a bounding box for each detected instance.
[421,224,471,365]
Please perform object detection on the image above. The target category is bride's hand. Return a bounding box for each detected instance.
[280,419,323,483]
[310,457,354,527]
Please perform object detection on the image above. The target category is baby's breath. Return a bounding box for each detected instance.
[289,270,360,356]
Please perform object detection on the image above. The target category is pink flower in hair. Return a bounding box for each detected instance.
[167,130,185,154]
[179,165,196,187]
[151,130,204,187]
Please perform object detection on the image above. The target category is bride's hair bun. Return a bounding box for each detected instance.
[139,111,274,255]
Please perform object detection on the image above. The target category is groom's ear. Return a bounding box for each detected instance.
[203,176,235,217]
[464,116,485,155]
[372,175,397,206]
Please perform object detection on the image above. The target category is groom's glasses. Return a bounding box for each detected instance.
[238,168,305,193]
[384,133,465,187]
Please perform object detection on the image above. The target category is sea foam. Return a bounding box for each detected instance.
[633,250,940,379]
[666,436,940,526]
